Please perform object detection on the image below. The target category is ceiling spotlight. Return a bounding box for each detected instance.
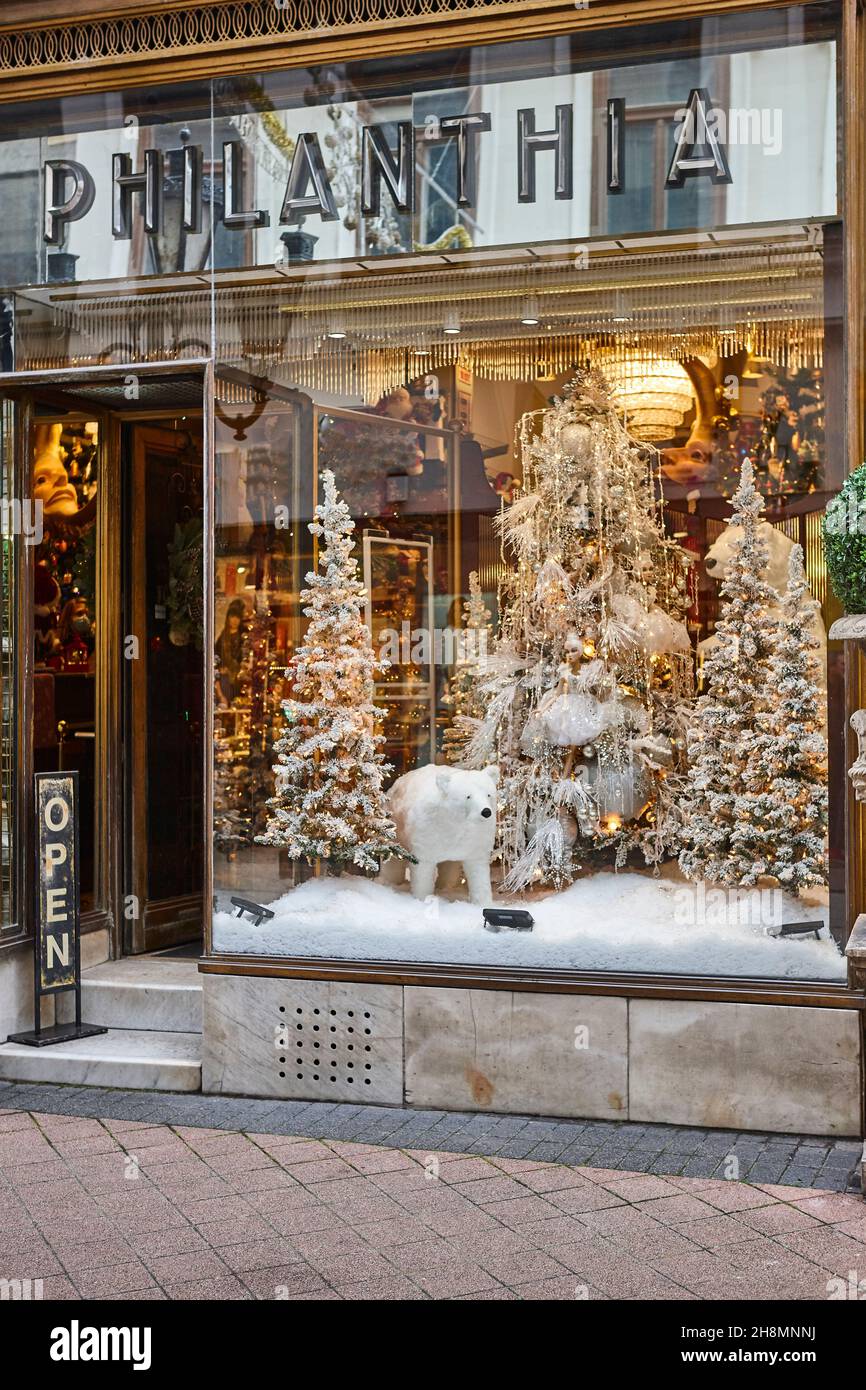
[326,317,347,340]
[521,296,540,326]
[443,309,461,335]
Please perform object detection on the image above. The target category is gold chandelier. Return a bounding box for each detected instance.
[606,355,695,442]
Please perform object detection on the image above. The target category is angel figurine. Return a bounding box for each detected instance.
[538,633,608,777]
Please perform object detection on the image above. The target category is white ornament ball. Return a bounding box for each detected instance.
[560,422,593,460]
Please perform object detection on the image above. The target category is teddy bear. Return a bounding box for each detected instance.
[379,763,499,904]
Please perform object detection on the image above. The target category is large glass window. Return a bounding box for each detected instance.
[210,228,842,981]
[0,3,848,981]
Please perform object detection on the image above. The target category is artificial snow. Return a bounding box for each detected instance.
[213,870,844,981]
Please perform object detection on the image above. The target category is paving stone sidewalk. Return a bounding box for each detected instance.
[0,1081,861,1193]
[1,1106,865,1301]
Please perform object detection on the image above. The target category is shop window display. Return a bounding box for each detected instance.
[0,3,843,978]
[211,251,840,979]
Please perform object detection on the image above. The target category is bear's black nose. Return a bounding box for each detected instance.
[481,807,492,818]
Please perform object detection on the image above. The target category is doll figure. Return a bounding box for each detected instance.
[538,633,607,778]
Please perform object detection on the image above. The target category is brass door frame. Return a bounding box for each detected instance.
[1,390,116,951]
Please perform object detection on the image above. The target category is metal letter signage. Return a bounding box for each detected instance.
[46,69,835,255]
[665,87,733,189]
[4,772,106,1047]
[43,159,96,246]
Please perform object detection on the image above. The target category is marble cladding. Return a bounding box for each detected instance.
[404,986,628,1119]
[202,974,403,1103]
[629,999,862,1136]
[202,975,862,1135]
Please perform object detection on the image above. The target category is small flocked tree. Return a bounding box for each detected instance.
[732,544,828,889]
[679,460,809,886]
[257,470,411,873]
[443,570,493,763]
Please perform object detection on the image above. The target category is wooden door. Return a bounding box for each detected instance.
[125,422,204,952]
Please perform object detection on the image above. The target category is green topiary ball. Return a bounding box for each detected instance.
[823,462,866,613]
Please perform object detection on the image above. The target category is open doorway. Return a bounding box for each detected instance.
[9,366,208,959]
[122,417,204,953]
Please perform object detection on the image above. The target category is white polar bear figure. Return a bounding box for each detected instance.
[380,763,499,904]
[701,521,827,686]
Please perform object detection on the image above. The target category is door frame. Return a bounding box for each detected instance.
[0,359,212,963]
[125,419,205,953]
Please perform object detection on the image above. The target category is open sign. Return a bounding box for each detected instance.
[4,773,105,1047]
[36,773,78,991]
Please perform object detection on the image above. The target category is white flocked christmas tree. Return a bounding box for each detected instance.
[456,373,694,888]
[732,543,828,889]
[443,570,493,763]
[257,469,411,873]
[679,461,827,889]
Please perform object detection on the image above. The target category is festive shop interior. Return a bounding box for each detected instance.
[0,0,864,1133]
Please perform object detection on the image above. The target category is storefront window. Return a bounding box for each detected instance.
[0,3,849,981]
[207,2,844,983]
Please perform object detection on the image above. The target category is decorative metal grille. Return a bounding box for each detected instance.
[0,0,517,75]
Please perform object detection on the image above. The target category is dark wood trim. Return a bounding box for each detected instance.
[126,420,150,952]
[202,360,215,958]
[197,953,865,1009]
[80,907,111,937]
[14,399,33,946]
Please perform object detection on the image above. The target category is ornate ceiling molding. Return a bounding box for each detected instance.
[0,0,797,101]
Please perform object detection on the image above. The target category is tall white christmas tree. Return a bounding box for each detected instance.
[257,470,411,873]
[678,460,826,887]
[732,544,828,889]
[459,373,694,888]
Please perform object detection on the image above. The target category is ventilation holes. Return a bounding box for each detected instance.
[279,1002,376,1091]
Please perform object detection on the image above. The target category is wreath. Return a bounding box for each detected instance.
[166,518,204,649]
[823,462,866,614]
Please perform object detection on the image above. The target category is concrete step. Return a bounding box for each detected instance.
[0,1028,201,1092]
[57,958,202,1033]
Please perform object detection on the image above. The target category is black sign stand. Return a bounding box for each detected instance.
[6,771,106,1047]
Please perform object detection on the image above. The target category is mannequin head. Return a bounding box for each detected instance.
[33,423,79,517]
[223,599,246,636]
[379,387,413,421]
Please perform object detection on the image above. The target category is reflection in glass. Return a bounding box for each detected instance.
[32,417,99,911]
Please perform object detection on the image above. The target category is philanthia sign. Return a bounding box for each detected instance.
[43,88,732,245]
